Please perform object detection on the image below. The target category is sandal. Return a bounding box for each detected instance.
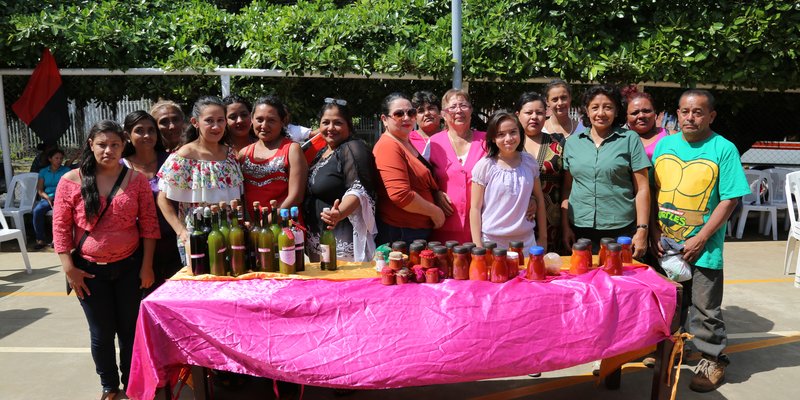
[100,388,120,400]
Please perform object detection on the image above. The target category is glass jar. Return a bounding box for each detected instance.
[509,241,524,266]
[598,237,615,268]
[388,251,404,272]
[391,241,408,255]
[419,249,435,269]
[526,246,546,280]
[604,243,623,276]
[427,241,442,251]
[452,246,470,280]
[425,268,440,283]
[409,242,425,267]
[490,248,508,283]
[617,236,633,263]
[469,247,488,281]
[462,242,477,263]
[433,245,451,278]
[445,240,460,266]
[482,241,497,266]
[507,251,520,279]
[570,242,591,275]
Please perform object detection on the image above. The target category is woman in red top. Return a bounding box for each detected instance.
[53,120,160,399]
[239,95,308,213]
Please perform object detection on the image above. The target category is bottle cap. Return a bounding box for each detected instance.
[617,236,632,245]
[572,242,589,251]
[412,239,427,245]
[492,248,507,257]
[433,245,448,254]
[482,241,497,249]
[410,242,425,252]
[507,251,519,259]
[203,207,211,217]
[453,245,469,254]
[471,247,487,255]
[606,243,622,252]
[391,241,408,251]
[577,238,592,246]
[462,242,476,249]
[600,237,616,245]
[290,206,299,217]
[280,208,289,218]
[426,241,442,249]
[445,240,460,249]
[509,241,524,248]
[529,246,545,256]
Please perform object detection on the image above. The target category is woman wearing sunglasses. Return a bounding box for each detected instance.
[373,92,444,244]
[427,89,487,243]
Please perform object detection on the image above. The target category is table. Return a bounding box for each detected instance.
[127,263,680,400]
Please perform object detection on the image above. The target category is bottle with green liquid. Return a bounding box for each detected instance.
[229,204,247,276]
[217,201,231,264]
[320,207,337,271]
[249,201,263,271]
[257,206,275,272]
[207,205,227,276]
[269,200,282,267]
[278,208,296,274]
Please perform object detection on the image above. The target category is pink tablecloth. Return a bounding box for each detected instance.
[128,267,676,400]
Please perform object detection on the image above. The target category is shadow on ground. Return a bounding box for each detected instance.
[0,308,51,340]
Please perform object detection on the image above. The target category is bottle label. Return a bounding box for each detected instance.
[258,247,271,253]
[294,231,304,245]
[320,244,330,263]
[189,253,205,259]
[217,247,227,254]
[280,248,296,265]
[230,245,246,250]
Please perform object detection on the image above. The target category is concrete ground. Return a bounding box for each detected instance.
[1,224,799,400]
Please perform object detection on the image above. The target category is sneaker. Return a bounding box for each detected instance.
[689,355,729,392]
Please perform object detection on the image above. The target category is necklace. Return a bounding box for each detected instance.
[448,129,472,158]
[550,117,573,135]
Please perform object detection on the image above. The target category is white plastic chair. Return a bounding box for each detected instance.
[1,172,39,242]
[0,209,32,274]
[736,170,781,240]
[763,168,793,233]
[783,171,800,286]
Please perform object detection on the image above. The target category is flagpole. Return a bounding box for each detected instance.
[0,75,13,188]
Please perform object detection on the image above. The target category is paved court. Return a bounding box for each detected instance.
[1,230,798,399]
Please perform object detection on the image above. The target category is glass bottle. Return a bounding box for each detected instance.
[290,206,305,272]
[604,242,623,276]
[249,201,263,271]
[482,241,497,266]
[490,248,508,283]
[207,206,226,276]
[320,208,337,271]
[507,251,520,279]
[426,241,442,251]
[526,246,546,281]
[598,237,616,268]
[258,206,275,272]
[228,205,247,276]
[188,208,209,275]
[617,236,633,263]
[217,201,231,268]
[509,241,524,266]
[278,208,296,274]
[445,240,459,267]
[269,200,282,266]
[433,245,450,278]
[452,246,470,280]
[391,241,408,255]
[462,242,476,263]
[469,247,488,281]
[570,241,591,275]
[409,242,424,266]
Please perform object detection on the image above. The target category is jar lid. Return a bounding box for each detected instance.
[419,249,435,259]
[462,242,477,249]
[617,236,632,245]
[471,247,487,255]
[529,246,545,256]
[453,245,469,254]
[509,241,524,248]
[410,242,426,251]
[577,238,592,246]
[507,251,519,259]
[388,251,404,260]
[606,243,622,252]
[482,241,497,249]
[391,241,408,250]
[492,248,507,257]
[572,242,589,251]
[433,245,448,254]
[427,241,442,250]
[445,240,460,248]
[600,237,616,245]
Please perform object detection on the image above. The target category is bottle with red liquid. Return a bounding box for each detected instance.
[490,248,508,283]
[419,249,435,269]
[509,241,524,266]
[452,246,470,280]
[462,242,477,263]
[409,242,424,266]
[570,242,591,275]
[598,237,615,268]
[482,241,497,266]
[526,246,546,280]
[433,245,451,278]
[617,236,633,263]
[391,241,408,256]
[469,247,488,281]
[445,240,459,267]
[603,242,623,276]
[506,251,520,279]
[427,241,442,251]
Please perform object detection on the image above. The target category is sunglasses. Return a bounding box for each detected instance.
[389,109,418,119]
[324,97,348,106]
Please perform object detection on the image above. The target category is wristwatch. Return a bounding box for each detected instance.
[636,224,649,230]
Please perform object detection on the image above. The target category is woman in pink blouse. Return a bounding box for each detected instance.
[54,120,159,399]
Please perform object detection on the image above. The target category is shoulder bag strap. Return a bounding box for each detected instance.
[74,166,129,255]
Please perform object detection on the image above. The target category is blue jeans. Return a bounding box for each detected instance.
[375,220,431,246]
[32,198,52,242]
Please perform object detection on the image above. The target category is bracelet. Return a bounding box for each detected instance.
[636,224,649,230]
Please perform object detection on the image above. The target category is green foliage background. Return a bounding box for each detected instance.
[2,0,800,149]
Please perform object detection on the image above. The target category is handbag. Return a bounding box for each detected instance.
[66,166,128,295]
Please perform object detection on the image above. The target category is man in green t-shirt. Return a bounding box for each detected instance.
[651,89,750,393]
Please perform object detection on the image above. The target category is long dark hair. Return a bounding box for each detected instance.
[253,95,289,137]
[180,96,229,147]
[80,120,126,219]
[223,94,256,140]
[122,110,166,157]
[381,92,411,116]
[484,111,525,158]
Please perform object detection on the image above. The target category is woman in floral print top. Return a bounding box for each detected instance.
[156,96,243,263]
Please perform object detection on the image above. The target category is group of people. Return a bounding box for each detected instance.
[48,81,747,398]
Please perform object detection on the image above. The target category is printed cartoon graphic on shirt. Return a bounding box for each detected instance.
[654,154,719,241]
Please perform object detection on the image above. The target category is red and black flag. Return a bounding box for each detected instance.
[12,48,70,145]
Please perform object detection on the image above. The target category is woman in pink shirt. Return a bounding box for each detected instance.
[409,91,442,155]
[54,120,160,399]
[623,88,668,160]
[427,89,487,243]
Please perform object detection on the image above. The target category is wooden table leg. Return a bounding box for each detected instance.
[604,367,622,389]
[154,385,172,400]
[191,366,211,400]
[651,282,683,400]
